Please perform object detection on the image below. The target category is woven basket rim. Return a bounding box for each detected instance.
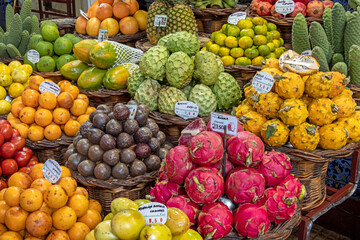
[25,135,73,149]
[0,56,24,64]
[74,31,146,43]
[80,88,129,98]
[224,64,262,73]
[149,111,211,126]
[192,6,248,17]
[248,12,323,26]
[33,71,62,77]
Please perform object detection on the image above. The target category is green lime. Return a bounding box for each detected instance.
[54,37,73,55]
[225,36,238,48]
[41,25,60,42]
[211,31,221,42]
[235,57,252,66]
[230,48,244,58]
[258,45,271,56]
[253,35,267,46]
[252,56,265,65]
[35,41,54,57]
[266,52,277,59]
[279,38,284,46]
[266,23,277,31]
[56,54,76,71]
[252,17,265,25]
[272,39,281,48]
[71,37,82,45]
[237,19,253,30]
[270,30,281,39]
[215,33,227,46]
[267,42,275,52]
[204,41,213,50]
[226,25,240,37]
[63,33,76,39]
[40,20,57,30]
[221,56,235,66]
[218,47,231,57]
[209,44,221,55]
[274,48,283,58]
[245,48,259,59]
[240,28,255,38]
[37,56,56,72]
[254,25,268,35]
[238,36,253,49]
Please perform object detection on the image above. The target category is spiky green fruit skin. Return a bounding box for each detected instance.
[212,72,242,111]
[0,32,3,43]
[158,87,187,115]
[309,22,332,64]
[22,16,32,33]
[5,4,14,32]
[349,45,360,84]
[139,45,169,81]
[331,53,344,67]
[193,51,220,86]
[165,31,200,56]
[31,16,40,34]
[292,14,311,55]
[181,85,192,100]
[6,44,21,58]
[312,46,329,72]
[0,43,9,58]
[332,62,348,76]
[215,56,224,72]
[127,68,146,97]
[7,14,22,48]
[331,3,346,54]
[344,13,360,64]
[20,0,32,22]
[189,84,217,117]
[134,79,161,111]
[166,51,194,89]
[323,8,332,47]
[18,30,30,55]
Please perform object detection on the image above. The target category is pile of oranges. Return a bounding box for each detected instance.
[0,164,102,239]
[7,76,95,141]
[75,0,147,37]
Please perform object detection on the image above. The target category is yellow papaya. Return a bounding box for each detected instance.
[60,60,89,81]
[103,65,130,90]
[77,67,106,90]
[73,39,97,64]
[89,42,117,69]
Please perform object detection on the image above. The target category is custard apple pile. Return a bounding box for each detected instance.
[129,32,242,116]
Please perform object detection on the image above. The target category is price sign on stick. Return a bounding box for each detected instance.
[275,0,295,16]
[39,81,61,97]
[154,15,168,27]
[126,105,138,120]
[175,101,199,120]
[228,11,247,25]
[80,9,89,20]
[98,29,109,41]
[252,72,274,94]
[138,202,167,225]
[42,159,62,184]
[27,50,40,64]
[210,112,238,136]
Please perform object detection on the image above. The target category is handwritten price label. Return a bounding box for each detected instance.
[126,105,138,120]
[138,202,167,225]
[252,72,274,94]
[39,81,61,97]
[98,29,109,41]
[27,50,40,64]
[154,15,167,27]
[275,0,295,16]
[175,101,199,120]
[42,159,62,184]
[210,112,238,136]
[228,11,247,25]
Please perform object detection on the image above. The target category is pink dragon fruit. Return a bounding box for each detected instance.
[197,202,233,239]
[271,4,284,17]
[210,155,234,177]
[255,2,272,16]
[206,117,244,140]
[306,0,324,18]
[234,203,270,238]
[157,161,168,182]
[149,180,185,204]
[226,131,265,167]
[289,2,307,17]
[250,0,262,12]
[265,186,298,224]
[189,131,223,166]
[279,174,306,199]
[255,187,274,207]
[185,166,224,204]
[164,145,195,184]
[257,150,292,186]
[166,195,200,227]
[294,0,309,5]
[179,119,207,146]
[225,167,265,204]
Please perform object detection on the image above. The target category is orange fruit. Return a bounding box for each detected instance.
[99,0,114,4]
[58,177,77,197]
[92,0,99,6]
[60,166,71,178]
[88,199,102,213]
[39,202,54,216]
[76,94,89,105]
[77,209,102,230]
[53,108,71,125]
[30,178,52,195]
[70,99,88,116]
[119,16,139,35]
[96,3,113,21]
[19,107,36,124]
[44,124,62,141]
[0,201,10,224]
[44,185,68,209]
[29,164,45,180]
[28,125,44,141]
[14,123,29,138]
[73,187,88,199]
[9,118,21,128]
[52,207,77,230]
[86,17,101,36]
[75,16,87,35]
[0,189,5,201]
[67,222,90,240]
[46,230,70,240]
[100,18,120,36]
[29,76,45,91]
[34,109,53,127]
[20,188,43,212]
[87,5,100,19]
[4,187,22,207]
[0,231,23,239]
[57,80,72,92]
[0,223,6,235]
[113,2,130,19]
[11,100,25,118]
[77,114,89,125]
[25,211,52,237]
[4,206,28,231]
[124,0,139,15]
[64,120,80,137]
[7,172,32,189]
[67,194,89,218]
[39,92,57,110]
[22,89,40,108]
[64,85,79,99]
[57,92,74,109]
[86,106,96,115]
[133,10,147,31]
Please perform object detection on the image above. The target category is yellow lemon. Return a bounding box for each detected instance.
[8,61,22,73]
[267,42,275,52]
[214,33,227,46]
[0,86,6,99]
[240,28,255,38]
[8,83,25,98]
[18,64,33,75]
[237,19,253,30]
[0,73,13,87]
[218,47,230,57]
[270,30,281,39]
[235,57,252,66]
[230,48,244,58]
[252,56,265,65]
[0,100,11,114]
[209,44,221,55]
[252,16,265,25]
[272,39,281,48]
[0,64,11,74]
[225,36,238,48]
[221,56,235,66]
[238,36,253,49]
[11,68,30,84]
[203,41,213,50]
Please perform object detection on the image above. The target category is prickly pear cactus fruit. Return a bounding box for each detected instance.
[193,51,220,86]
[274,72,305,99]
[290,122,320,151]
[134,79,161,111]
[189,84,217,117]
[279,99,309,126]
[158,87,187,115]
[139,45,169,81]
[212,72,242,111]
[244,84,258,106]
[254,92,284,119]
[235,100,254,118]
[309,98,338,126]
[336,117,360,143]
[127,68,146,96]
[328,71,348,98]
[260,119,290,147]
[166,51,194,88]
[305,72,333,98]
[240,111,267,137]
[332,94,356,118]
[319,123,348,150]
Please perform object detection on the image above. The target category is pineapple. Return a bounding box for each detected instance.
[290,122,320,151]
[336,117,360,143]
[332,94,356,118]
[260,119,290,147]
[235,100,254,118]
[254,92,283,119]
[146,0,170,45]
[279,99,309,126]
[166,0,197,35]
[274,72,305,99]
[305,72,333,98]
[308,98,338,126]
[328,71,349,98]
[240,111,267,137]
[319,124,348,150]
[244,84,257,106]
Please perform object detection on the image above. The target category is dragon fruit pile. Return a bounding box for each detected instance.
[150,119,306,239]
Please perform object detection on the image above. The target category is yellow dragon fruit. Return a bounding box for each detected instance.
[336,117,360,143]
[274,72,305,99]
[332,94,356,118]
[319,124,348,150]
[235,100,254,118]
[261,119,290,147]
[309,98,338,126]
[300,94,314,110]
[290,122,320,151]
[262,57,281,70]
[254,92,284,119]
[279,99,309,126]
[353,110,360,120]
[260,67,283,77]
[244,84,257,106]
[328,72,349,98]
[240,111,267,137]
[305,72,333,98]
[340,89,353,97]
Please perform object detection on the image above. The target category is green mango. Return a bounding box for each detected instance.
[60,60,89,81]
[77,67,106,90]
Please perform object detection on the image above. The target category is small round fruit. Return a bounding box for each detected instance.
[46,230,70,240]
[67,194,89,218]
[67,222,90,240]
[4,186,22,207]
[4,206,28,231]
[19,188,43,212]
[165,207,190,236]
[25,210,52,237]
[139,223,172,240]
[58,177,77,197]
[111,209,146,239]
[88,199,102,213]
[30,178,52,194]
[44,185,68,209]
[52,206,77,230]
[7,172,32,189]
[44,124,62,141]
[78,209,102,230]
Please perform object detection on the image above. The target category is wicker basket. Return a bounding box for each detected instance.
[224,64,262,90]
[74,31,146,47]
[0,56,24,65]
[266,142,360,211]
[0,114,6,120]
[70,169,158,214]
[33,71,64,83]
[80,89,131,107]
[349,84,360,106]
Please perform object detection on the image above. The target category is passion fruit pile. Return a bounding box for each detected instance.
[65,100,172,180]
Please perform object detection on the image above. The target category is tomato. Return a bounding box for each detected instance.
[29,155,38,162]
[0,142,17,159]
[21,147,33,156]
[10,136,25,150]
[0,180,6,191]
[0,166,2,176]
[0,120,10,126]
[11,129,20,138]
[0,134,4,147]
[15,151,31,167]
[1,159,18,176]
[18,167,31,174]
[0,124,12,141]
[27,160,39,168]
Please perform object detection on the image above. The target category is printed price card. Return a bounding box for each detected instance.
[126,105,138,120]
[275,0,295,16]
[27,50,40,64]
[175,101,199,120]
[138,202,167,225]
[80,9,89,20]
[39,81,61,96]
[228,11,247,25]
[42,159,62,184]
[154,15,168,27]
[301,50,312,56]
[252,72,274,94]
[98,29,109,41]
[210,112,238,136]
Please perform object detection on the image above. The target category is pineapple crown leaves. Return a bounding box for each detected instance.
[265,124,278,139]
[305,125,317,136]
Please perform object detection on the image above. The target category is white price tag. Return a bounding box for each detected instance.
[154,15,167,27]
[252,72,274,94]
[137,202,167,225]
[98,29,109,41]
[80,9,89,20]
[39,81,61,97]
[228,11,247,25]
[301,50,312,56]
[4,95,12,103]
[126,105,138,120]
[210,112,238,136]
[27,50,40,64]
[42,159,62,184]
[275,0,295,16]
[175,101,199,120]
